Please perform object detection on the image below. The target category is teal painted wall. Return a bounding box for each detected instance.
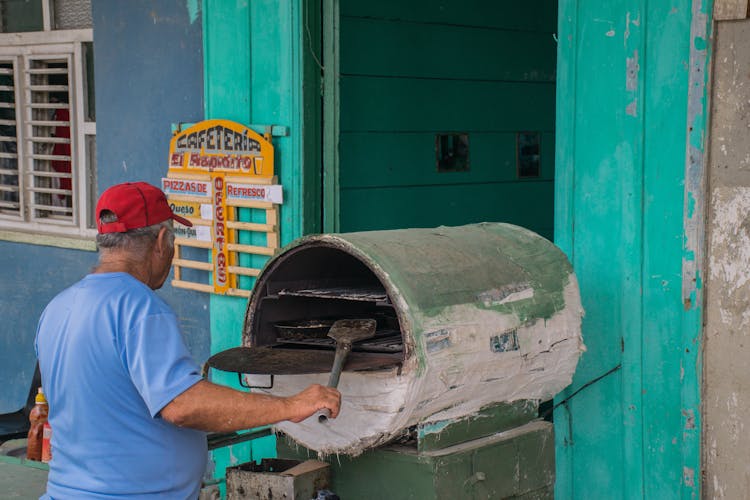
[553,1,710,498]
[336,0,558,238]
[203,0,317,492]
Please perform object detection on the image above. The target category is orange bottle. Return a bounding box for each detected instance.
[26,388,49,461]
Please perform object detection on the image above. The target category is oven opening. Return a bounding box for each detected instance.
[247,245,404,371]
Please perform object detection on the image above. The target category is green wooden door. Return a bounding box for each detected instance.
[328,0,558,239]
[553,1,711,498]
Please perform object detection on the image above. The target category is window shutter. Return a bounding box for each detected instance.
[0,58,20,218]
[24,55,74,224]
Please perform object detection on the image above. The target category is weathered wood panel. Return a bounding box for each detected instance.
[341,17,556,82]
[554,0,709,498]
[340,77,555,133]
[340,181,554,238]
[341,0,557,32]
[336,1,557,236]
[339,132,555,189]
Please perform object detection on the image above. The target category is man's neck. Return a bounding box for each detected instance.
[94,252,151,287]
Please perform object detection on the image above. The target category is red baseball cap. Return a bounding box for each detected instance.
[96,182,192,234]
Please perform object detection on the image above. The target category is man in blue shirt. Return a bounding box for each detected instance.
[35,182,340,499]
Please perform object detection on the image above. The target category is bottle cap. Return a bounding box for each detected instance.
[35,387,47,405]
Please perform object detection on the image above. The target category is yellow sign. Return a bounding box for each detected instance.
[168,119,274,179]
[165,119,279,297]
[168,200,203,219]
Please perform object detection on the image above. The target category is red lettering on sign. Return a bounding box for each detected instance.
[163,178,210,195]
[213,176,227,287]
[226,185,266,199]
[170,153,183,167]
[216,253,227,284]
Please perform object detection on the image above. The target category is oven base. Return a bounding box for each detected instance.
[278,419,554,500]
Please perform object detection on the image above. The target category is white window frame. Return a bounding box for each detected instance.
[0,28,95,239]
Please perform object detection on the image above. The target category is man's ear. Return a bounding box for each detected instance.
[155,226,171,256]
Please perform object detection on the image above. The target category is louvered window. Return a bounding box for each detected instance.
[0,30,95,237]
[0,60,17,215]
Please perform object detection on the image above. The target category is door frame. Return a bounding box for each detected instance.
[322,0,340,233]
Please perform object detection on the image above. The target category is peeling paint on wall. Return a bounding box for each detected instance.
[684,466,695,487]
[709,187,750,302]
[682,4,710,310]
[555,0,710,497]
[626,50,640,91]
[626,49,640,117]
[705,17,750,500]
[677,7,712,494]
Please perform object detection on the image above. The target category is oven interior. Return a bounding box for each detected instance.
[246,246,405,370]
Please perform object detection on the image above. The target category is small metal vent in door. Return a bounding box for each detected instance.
[517,132,541,178]
[436,133,469,172]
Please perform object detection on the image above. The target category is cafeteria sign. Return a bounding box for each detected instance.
[168,119,274,177]
[164,119,282,297]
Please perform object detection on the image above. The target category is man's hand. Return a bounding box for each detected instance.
[285,384,341,423]
[161,380,342,432]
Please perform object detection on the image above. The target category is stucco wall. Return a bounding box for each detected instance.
[0,0,208,414]
[704,18,750,499]
[0,243,95,413]
[92,0,209,357]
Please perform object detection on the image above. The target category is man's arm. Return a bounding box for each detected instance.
[160,381,341,432]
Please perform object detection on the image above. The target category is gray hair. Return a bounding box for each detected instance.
[96,210,175,257]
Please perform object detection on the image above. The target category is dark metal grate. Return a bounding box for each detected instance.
[277,286,389,303]
[275,328,403,353]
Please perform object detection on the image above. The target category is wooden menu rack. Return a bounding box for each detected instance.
[163,120,282,297]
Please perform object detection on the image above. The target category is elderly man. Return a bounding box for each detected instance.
[35,182,340,499]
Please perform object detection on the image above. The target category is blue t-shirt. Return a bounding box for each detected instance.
[35,272,206,499]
